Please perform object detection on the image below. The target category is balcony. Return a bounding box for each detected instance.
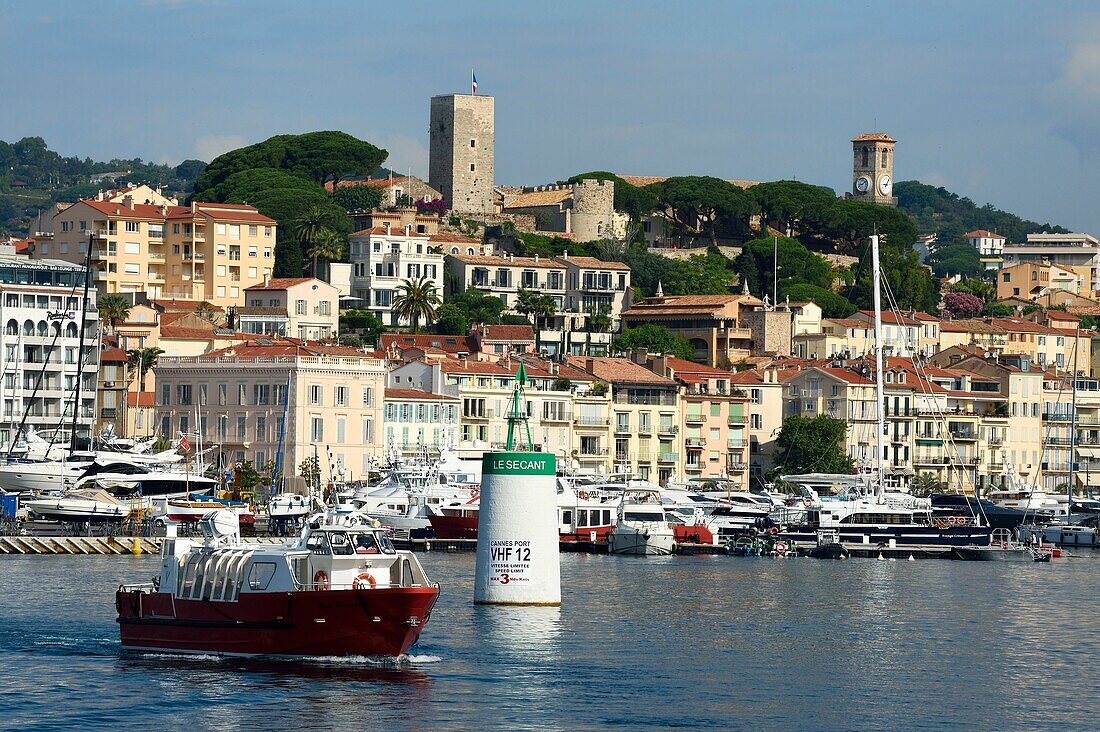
[100,408,118,419]
[613,393,676,406]
[685,437,706,448]
[727,439,745,450]
[658,452,678,463]
[614,422,631,434]
[727,418,746,427]
[952,431,978,441]
[685,413,706,425]
[915,454,949,465]
[637,451,653,463]
[575,415,609,427]
[579,446,609,457]
[463,409,494,421]
[541,412,572,423]
[658,424,678,435]
[685,463,704,473]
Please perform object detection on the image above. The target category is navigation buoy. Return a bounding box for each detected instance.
[474,451,560,605]
[907,554,915,562]
[130,537,143,556]
[877,552,886,561]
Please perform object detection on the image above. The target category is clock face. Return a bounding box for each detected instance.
[878,175,892,195]
[855,176,871,193]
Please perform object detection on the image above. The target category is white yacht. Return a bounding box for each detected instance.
[609,487,676,556]
[23,488,130,523]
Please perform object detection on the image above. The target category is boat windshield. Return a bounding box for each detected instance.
[624,511,663,522]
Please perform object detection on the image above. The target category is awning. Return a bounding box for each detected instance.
[1074,472,1100,487]
[1075,446,1100,458]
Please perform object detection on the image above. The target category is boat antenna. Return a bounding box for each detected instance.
[505,362,533,451]
[870,228,886,497]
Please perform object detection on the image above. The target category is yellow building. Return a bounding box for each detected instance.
[42,196,276,308]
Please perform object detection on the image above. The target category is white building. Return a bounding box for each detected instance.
[1002,233,1100,293]
[0,256,99,451]
[966,229,1006,257]
[348,225,446,327]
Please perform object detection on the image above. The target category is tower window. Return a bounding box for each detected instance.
[862,146,869,167]
[470,139,476,148]
[882,148,888,166]
[470,164,475,172]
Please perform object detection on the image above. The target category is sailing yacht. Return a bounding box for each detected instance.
[779,234,992,549]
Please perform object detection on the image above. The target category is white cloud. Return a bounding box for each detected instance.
[1065,38,1100,97]
[376,133,429,179]
[194,135,246,162]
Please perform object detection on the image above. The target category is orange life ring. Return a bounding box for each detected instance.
[312,570,329,590]
[775,541,788,554]
[353,572,377,590]
[769,526,779,535]
[802,497,813,508]
[578,491,590,500]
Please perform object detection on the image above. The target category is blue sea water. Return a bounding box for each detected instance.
[0,552,1098,731]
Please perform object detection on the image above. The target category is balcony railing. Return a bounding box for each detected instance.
[614,422,631,433]
[658,452,678,463]
[613,393,676,406]
[637,451,653,462]
[575,415,609,426]
[463,410,494,420]
[685,437,706,448]
[685,413,705,425]
[658,424,678,434]
[579,446,609,456]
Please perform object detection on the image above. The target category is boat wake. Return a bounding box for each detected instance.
[298,652,441,667]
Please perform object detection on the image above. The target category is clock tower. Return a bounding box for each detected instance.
[851,132,897,206]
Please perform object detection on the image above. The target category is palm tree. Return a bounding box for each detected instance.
[392,277,441,333]
[126,346,164,395]
[515,289,557,352]
[98,293,131,334]
[294,206,330,273]
[306,229,346,280]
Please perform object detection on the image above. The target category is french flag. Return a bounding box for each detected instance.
[471,70,478,94]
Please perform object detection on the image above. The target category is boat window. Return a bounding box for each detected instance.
[624,511,663,521]
[577,509,587,527]
[354,533,380,554]
[377,533,396,555]
[306,532,331,554]
[247,562,277,591]
[561,509,572,525]
[601,510,611,525]
[329,531,354,556]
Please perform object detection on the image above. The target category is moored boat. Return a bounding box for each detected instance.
[116,509,439,657]
[608,488,676,556]
[23,489,130,523]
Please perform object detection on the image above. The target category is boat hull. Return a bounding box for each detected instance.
[779,525,991,547]
[949,546,1034,561]
[609,526,675,555]
[116,586,438,657]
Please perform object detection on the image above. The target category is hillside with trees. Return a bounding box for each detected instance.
[0,136,204,235]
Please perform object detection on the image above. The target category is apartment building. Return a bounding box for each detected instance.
[631,352,750,485]
[621,293,765,366]
[382,387,460,454]
[1040,370,1100,493]
[153,339,386,481]
[0,255,99,451]
[96,345,129,436]
[730,367,800,486]
[1002,233,1100,292]
[447,251,632,355]
[997,262,1081,300]
[239,277,339,339]
[566,356,682,484]
[387,355,600,468]
[966,229,1007,258]
[348,225,445,326]
[43,196,276,308]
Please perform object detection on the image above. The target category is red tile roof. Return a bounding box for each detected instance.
[245,277,315,291]
[380,334,476,354]
[851,132,896,143]
[565,356,678,385]
[351,226,430,238]
[965,230,1006,239]
[451,253,564,269]
[384,387,459,401]
[99,346,128,363]
[478,325,535,342]
[552,255,631,271]
[856,310,920,326]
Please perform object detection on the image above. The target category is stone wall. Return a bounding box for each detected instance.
[742,309,793,357]
[571,178,614,242]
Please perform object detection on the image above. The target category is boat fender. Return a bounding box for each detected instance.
[313,570,330,590]
[354,572,377,590]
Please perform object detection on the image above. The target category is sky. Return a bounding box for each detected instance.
[3,1,1100,232]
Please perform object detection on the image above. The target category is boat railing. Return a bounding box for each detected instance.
[119,582,156,593]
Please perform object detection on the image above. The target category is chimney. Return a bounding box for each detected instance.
[386,223,392,235]
[263,273,270,287]
[585,358,595,373]
[534,254,539,263]
[160,203,168,216]
[122,194,133,209]
[563,250,569,260]
[191,201,197,213]
[405,224,411,235]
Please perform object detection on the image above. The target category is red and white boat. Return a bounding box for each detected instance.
[116,509,439,657]
[164,497,255,526]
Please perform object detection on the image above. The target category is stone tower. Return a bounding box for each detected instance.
[429,94,494,215]
[570,178,614,243]
[851,132,897,206]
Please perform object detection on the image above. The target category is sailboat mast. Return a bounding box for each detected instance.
[870,233,887,494]
[69,232,94,454]
[1069,325,1080,515]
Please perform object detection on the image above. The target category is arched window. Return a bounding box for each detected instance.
[37,321,49,336]
[66,322,78,338]
[5,319,17,336]
[467,247,475,255]
[451,247,459,255]
[22,320,34,336]
[51,322,61,336]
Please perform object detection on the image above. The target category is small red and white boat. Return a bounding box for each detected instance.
[116,509,439,657]
[164,497,255,526]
